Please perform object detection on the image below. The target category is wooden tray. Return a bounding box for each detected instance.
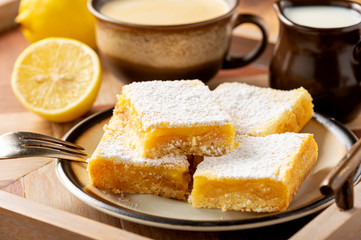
[2,15,361,240]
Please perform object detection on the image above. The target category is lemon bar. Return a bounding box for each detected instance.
[189,133,318,212]
[87,117,191,200]
[114,80,237,158]
[213,83,313,137]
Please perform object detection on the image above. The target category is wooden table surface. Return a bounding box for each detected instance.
[1,18,361,240]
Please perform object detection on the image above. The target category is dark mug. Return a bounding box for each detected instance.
[270,0,361,122]
[88,0,268,83]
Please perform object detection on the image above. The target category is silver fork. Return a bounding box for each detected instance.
[0,131,87,162]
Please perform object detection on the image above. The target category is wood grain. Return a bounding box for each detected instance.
[0,179,24,197]
[291,183,361,240]
[0,190,149,240]
[0,25,28,113]
[0,158,50,182]
[22,161,123,228]
[0,112,53,135]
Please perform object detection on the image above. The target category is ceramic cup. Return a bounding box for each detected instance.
[88,0,268,83]
[270,0,361,122]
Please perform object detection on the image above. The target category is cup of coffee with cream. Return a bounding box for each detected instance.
[88,0,268,82]
[270,0,361,122]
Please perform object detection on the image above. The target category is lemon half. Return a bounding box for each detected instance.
[11,38,101,122]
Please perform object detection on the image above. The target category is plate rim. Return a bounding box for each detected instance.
[55,108,359,231]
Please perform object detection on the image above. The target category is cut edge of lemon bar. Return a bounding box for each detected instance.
[87,115,191,200]
[189,133,318,212]
[213,82,314,137]
[112,80,237,159]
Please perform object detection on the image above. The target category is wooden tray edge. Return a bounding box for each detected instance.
[0,190,148,240]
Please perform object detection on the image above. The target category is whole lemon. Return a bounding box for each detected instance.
[16,0,96,49]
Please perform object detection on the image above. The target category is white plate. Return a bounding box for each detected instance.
[55,108,360,231]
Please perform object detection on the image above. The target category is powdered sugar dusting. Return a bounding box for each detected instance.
[89,129,189,168]
[213,83,305,135]
[121,80,233,130]
[195,133,310,180]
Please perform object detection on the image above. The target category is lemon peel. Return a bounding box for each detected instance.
[16,0,96,48]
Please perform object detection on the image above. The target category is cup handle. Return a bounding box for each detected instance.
[353,40,361,84]
[354,39,361,58]
[354,39,361,61]
[222,14,268,69]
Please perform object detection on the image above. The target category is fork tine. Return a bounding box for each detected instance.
[20,146,87,162]
[21,139,88,156]
[0,132,87,162]
[18,131,84,150]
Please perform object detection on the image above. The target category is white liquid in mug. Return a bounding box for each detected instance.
[100,0,231,25]
[284,6,361,28]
